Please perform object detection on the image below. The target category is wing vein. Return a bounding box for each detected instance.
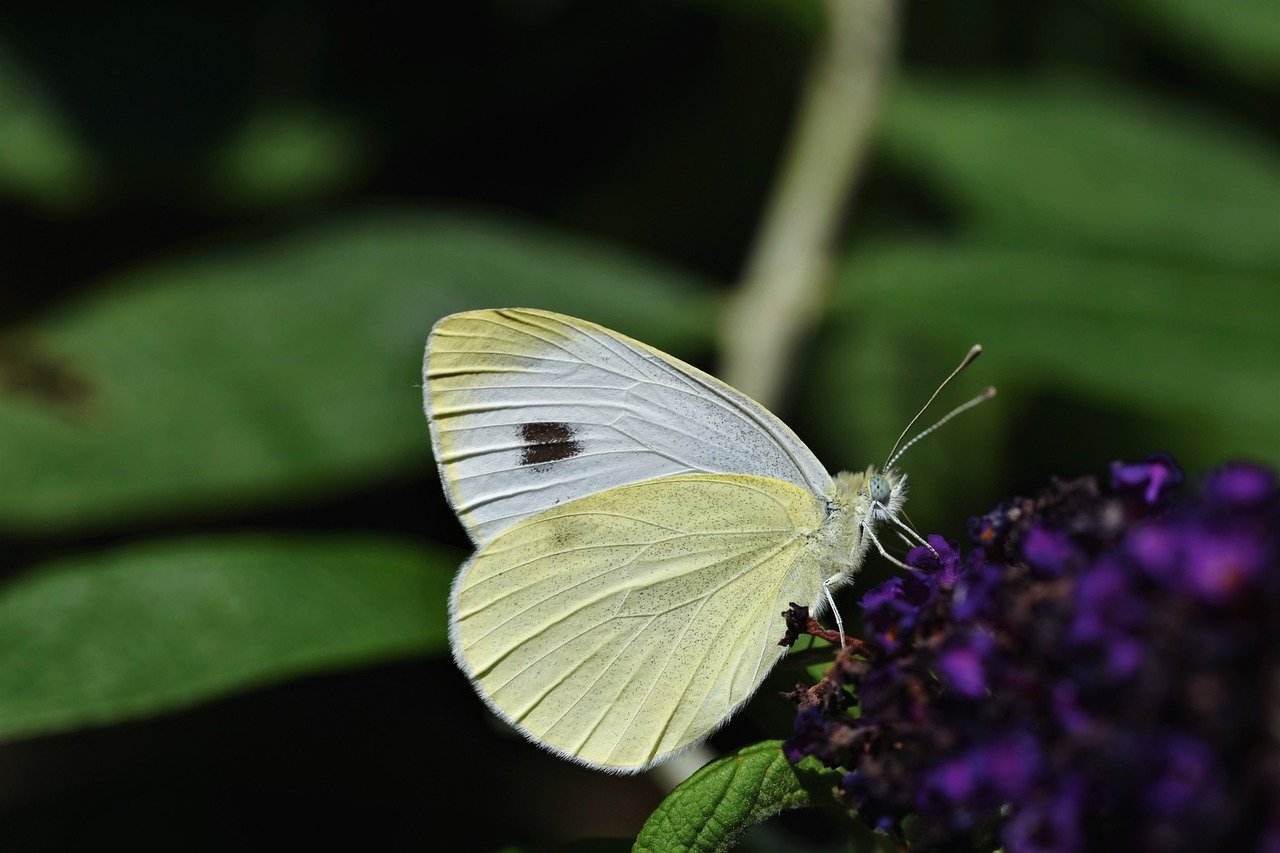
[607,535,800,763]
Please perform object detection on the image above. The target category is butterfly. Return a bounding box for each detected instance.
[423,308,986,773]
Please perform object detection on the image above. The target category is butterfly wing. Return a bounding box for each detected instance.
[450,473,827,772]
[425,308,832,544]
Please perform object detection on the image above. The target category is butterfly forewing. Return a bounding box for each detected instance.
[450,474,826,772]
[426,308,832,544]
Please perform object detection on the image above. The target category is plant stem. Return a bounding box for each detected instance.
[720,0,898,410]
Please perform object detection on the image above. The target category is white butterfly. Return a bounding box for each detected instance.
[423,308,982,773]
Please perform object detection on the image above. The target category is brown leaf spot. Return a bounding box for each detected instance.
[0,335,94,413]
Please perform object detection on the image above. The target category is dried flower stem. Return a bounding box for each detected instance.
[808,620,870,656]
[720,0,898,409]
[781,602,874,656]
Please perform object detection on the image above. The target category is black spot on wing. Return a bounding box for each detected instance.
[519,421,583,467]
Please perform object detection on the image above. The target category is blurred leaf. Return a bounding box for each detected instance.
[0,38,99,210]
[0,208,717,533]
[205,103,370,210]
[838,242,1280,438]
[804,241,1280,526]
[1109,0,1280,84]
[633,741,844,853]
[0,534,453,741]
[880,77,1280,271]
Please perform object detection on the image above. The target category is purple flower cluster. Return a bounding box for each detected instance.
[784,456,1280,851]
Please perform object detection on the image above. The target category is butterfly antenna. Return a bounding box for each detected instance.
[883,345,984,470]
[886,386,996,471]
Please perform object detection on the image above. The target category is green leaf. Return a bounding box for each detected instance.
[0,208,717,533]
[0,38,100,210]
[880,78,1280,271]
[205,103,370,210]
[633,741,843,853]
[0,534,453,741]
[804,241,1280,524]
[1108,0,1280,84]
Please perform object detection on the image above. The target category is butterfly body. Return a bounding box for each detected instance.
[821,468,907,589]
[425,308,906,772]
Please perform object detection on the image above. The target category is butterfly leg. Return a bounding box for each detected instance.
[861,513,912,571]
[885,512,936,555]
[820,580,846,648]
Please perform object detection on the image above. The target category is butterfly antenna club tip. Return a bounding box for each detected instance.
[883,343,987,469]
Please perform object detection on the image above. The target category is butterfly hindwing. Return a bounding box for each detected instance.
[425,308,832,545]
[450,473,827,772]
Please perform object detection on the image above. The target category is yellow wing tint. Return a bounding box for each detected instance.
[450,473,827,773]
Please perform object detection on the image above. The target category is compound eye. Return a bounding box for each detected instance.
[869,474,891,504]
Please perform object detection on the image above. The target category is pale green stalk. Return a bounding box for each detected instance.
[721,0,898,410]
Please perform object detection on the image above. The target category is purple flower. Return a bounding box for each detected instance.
[1022,525,1079,576]
[983,731,1043,800]
[1064,555,1146,676]
[968,499,1019,548]
[1051,682,1091,735]
[951,552,1002,621]
[907,534,964,588]
[937,630,995,698]
[859,572,935,652]
[1111,452,1183,505]
[784,707,837,764]
[859,579,913,652]
[919,734,1042,829]
[784,455,1280,851]
[1181,528,1267,604]
[1202,464,1277,509]
[1002,779,1083,853]
[1145,736,1215,816]
[921,756,978,804]
[1127,521,1267,604]
[1125,524,1180,577]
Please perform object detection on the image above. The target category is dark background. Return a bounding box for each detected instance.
[0,1,1276,850]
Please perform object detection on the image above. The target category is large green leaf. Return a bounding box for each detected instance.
[804,241,1280,526]
[1109,0,1280,84]
[0,208,716,533]
[0,534,453,741]
[879,78,1280,271]
[633,741,847,853]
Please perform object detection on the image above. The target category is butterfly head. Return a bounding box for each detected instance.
[868,473,892,505]
[866,467,907,522]
[831,467,907,523]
